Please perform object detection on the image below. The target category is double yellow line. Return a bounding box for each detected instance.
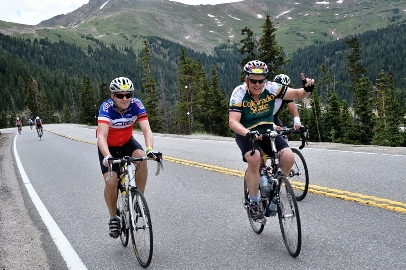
[47,129,406,214]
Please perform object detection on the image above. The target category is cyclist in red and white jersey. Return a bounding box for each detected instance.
[16,117,22,133]
[97,76,155,239]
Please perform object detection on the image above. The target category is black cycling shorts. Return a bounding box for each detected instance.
[234,132,289,162]
[98,137,144,175]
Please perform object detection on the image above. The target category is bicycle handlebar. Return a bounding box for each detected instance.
[247,126,307,156]
[106,152,164,181]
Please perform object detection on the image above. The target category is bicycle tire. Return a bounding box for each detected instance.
[116,188,129,247]
[289,148,309,201]
[277,176,301,257]
[243,171,265,234]
[130,188,153,268]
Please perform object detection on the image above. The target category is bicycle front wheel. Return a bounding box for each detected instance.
[244,171,265,234]
[289,148,309,201]
[277,176,301,257]
[130,188,153,268]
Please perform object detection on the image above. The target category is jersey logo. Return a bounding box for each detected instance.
[102,101,113,112]
[133,99,144,109]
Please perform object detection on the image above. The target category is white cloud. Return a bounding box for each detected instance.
[0,0,89,25]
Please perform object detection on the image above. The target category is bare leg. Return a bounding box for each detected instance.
[244,150,261,197]
[278,148,295,176]
[103,171,118,216]
[132,149,148,194]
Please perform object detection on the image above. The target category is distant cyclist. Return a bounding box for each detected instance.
[28,118,33,130]
[273,74,302,130]
[35,116,43,136]
[16,117,22,133]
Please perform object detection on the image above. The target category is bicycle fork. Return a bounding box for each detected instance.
[128,190,150,230]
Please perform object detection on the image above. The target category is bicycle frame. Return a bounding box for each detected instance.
[124,161,149,232]
[107,155,164,227]
[106,153,163,267]
[246,128,303,257]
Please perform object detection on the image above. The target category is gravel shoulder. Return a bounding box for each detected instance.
[0,134,64,270]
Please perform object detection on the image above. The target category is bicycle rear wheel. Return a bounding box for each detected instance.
[289,148,309,201]
[277,176,301,257]
[116,188,129,247]
[130,188,153,268]
[243,171,265,234]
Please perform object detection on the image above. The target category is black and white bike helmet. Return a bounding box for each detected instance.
[243,60,269,76]
[273,74,291,86]
[110,77,134,93]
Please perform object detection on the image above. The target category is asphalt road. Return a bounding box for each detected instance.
[1,124,405,269]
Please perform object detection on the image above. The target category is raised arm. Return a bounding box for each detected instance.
[283,73,314,100]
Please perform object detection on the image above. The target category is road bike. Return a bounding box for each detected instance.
[283,126,309,201]
[37,128,43,140]
[17,125,22,134]
[107,152,163,268]
[244,128,306,257]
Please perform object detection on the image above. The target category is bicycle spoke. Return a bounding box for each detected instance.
[130,189,153,268]
[289,148,309,201]
[244,171,265,234]
[278,177,301,257]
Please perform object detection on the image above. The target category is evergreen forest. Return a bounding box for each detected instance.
[1,19,406,146]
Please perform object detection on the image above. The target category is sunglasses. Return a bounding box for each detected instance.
[248,78,265,84]
[115,93,132,99]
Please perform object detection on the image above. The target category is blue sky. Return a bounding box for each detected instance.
[0,0,242,25]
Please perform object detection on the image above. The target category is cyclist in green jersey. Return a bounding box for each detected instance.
[229,60,314,220]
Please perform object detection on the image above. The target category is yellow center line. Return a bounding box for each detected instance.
[46,129,406,214]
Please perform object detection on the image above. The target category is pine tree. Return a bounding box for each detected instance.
[141,40,163,132]
[61,102,72,123]
[323,92,341,142]
[345,37,375,144]
[318,64,341,103]
[175,49,202,134]
[24,77,40,118]
[238,27,257,81]
[78,75,97,125]
[372,70,404,146]
[196,66,229,136]
[339,100,355,144]
[308,87,323,142]
[257,13,289,80]
[98,81,110,105]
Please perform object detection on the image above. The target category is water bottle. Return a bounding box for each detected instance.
[269,191,278,216]
[120,175,126,196]
[266,174,275,194]
[259,168,268,197]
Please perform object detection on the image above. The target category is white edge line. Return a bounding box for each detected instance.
[13,136,87,270]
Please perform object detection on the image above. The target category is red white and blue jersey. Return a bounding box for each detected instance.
[97,98,148,147]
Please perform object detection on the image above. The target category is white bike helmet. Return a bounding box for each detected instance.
[243,60,269,76]
[274,74,291,86]
[36,116,39,120]
[110,77,134,93]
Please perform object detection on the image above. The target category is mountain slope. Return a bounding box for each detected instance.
[1,0,406,56]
